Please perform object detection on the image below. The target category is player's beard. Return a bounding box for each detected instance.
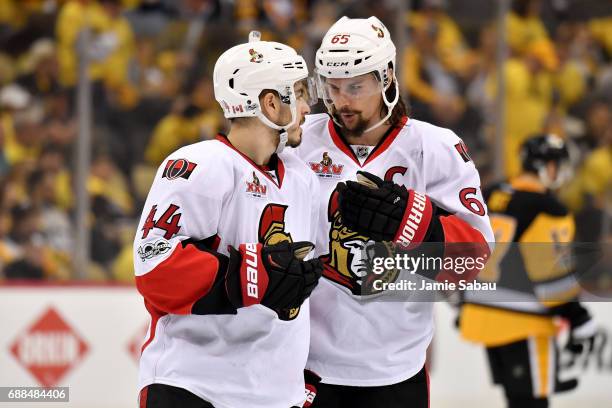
[332,106,370,138]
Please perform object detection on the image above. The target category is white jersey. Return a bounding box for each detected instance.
[293,113,494,386]
[134,135,320,408]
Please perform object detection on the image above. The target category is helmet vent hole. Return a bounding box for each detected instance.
[229,79,234,89]
[354,59,362,65]
[239,92,248,96]
[318,59,323,65]
[329,50,349,53]
[364,56,372,60]
[232,69,240,74]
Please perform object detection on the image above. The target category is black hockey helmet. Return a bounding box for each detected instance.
[520,133,571,187]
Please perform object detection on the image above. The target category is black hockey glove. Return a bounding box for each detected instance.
[337,171,440,246]
[302,369,322,408]
[551,302,597,355]
[553,304,598,394]
[225,241,323,311]
[566,318,598,356]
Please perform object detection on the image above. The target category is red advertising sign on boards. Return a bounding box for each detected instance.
[9,307,89,387]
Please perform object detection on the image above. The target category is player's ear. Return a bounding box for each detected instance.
[260,90,281,123]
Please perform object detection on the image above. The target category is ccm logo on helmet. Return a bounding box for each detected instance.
[397,192,427,246]
[245,243,259,298]
[326,62,349,67]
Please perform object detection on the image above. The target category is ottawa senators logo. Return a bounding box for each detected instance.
[163,159,197,180]
[249,48,263,63]
[246,171,267,198]
[319,188,399,295]
[371,24,384,38]
[258,203,292,246]
[309,152,344,179]
[454,141,472,163]
[258,203,301,320]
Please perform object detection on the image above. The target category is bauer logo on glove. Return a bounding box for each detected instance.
[225,241,323,312]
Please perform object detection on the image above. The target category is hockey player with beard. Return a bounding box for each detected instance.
[293,16,494,407]
[134,32,323,408]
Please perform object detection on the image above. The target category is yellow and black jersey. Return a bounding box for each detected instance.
[460,175,580,346]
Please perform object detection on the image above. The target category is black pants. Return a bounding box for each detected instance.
[139,384,215,408]
[310,366,429,408]
[487,338,560,408]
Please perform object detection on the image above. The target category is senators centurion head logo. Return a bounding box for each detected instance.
[258,203,301,320]
[249,48,263,63]
[309,152,344,179]
[320,188,398,295]
[259,203,292,246]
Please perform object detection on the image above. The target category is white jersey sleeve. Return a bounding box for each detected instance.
[423,128,495,246]
[134,144,235,316]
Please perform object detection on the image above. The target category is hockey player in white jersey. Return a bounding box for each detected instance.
[134,32,323,408]
[293,17,495,407]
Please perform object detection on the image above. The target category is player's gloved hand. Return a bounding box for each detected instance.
[554,306,598,394]
[566,317,598,356]
[337,171,437,246]
[225,241,322,311]
[555,377,579,393]
[301,369,322,408]
[552,301,597,356]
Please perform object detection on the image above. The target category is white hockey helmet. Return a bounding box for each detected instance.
[213,31,314,137]
[315,16,399,132]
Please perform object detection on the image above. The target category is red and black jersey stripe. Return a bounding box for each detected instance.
[454,141,472,163]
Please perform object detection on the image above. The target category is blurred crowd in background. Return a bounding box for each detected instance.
[0,0,610,283]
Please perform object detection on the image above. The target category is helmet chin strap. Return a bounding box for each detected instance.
[255,91,298,154]
[363,79,399,133]
[276,130,288,154]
